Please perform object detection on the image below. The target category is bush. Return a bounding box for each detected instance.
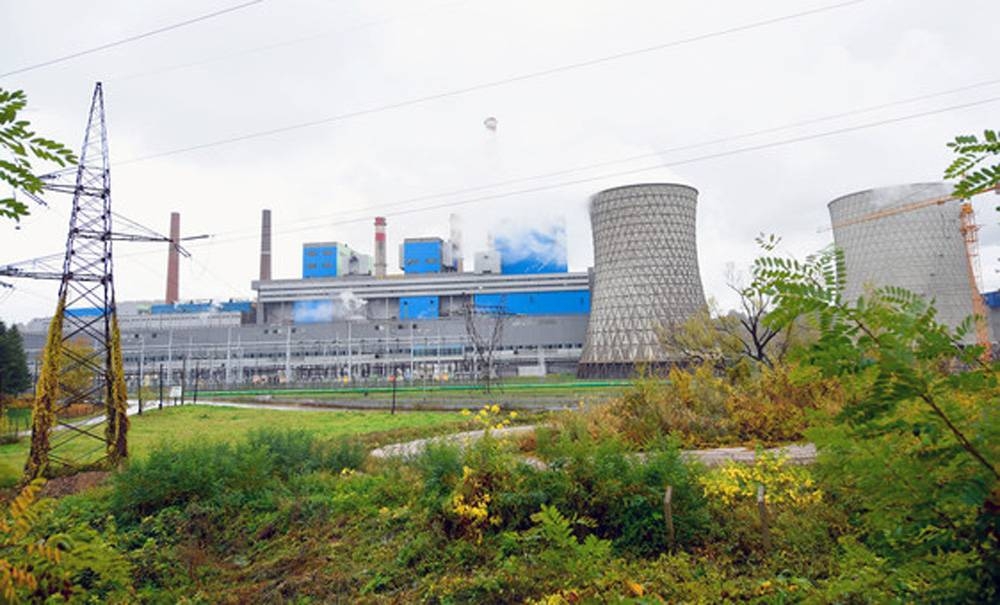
[247,428,366,479]
[110,442,274,519]
[554,362,840,449]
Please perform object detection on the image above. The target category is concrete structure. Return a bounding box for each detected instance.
[259,209,272,281]
[578,183,706,378]
[374,216,387,278]
[828,182,983,339]
[474,251,501,274]
[165,212,180,304]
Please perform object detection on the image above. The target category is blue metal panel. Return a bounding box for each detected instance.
[473,290,590,315]
[151,303,213,315]
[402,240,442,274]
[495,227,567,275]
[219,301,253,313]
[303,244,338,278]
[400,296,439,319]
[65,307,102,317]
[293,300,334,324]
[984,291,1000,309]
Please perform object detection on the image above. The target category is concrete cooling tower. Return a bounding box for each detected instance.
[578,183,706,378]
[828,182,982,339]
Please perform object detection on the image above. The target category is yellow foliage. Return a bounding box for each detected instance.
[106,312,129,464]
[0,479,47,600]
[24,301,64,482]
[700,451,822,507]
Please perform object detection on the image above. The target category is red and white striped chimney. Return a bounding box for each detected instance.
[374,216,387,278]
[165,211,180,304]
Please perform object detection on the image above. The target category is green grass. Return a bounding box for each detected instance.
[0,404,472,488]
[197,381,627,405]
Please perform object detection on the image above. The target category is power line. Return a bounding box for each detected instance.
[117,0,866,164]
[106,0,474,84]
[0,0,268,79]
[177,76,1000,243]
[176,93,1000,250]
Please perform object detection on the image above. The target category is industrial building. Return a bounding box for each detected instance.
[20,209,598,387]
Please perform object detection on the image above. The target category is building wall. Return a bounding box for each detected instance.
[400,296,440,319]
[402,240,443,274]
[303,244,338,278]
[22,314,590,385]
[495,224,568,275]
[474,290,590,315]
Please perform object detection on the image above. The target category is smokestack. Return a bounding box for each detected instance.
[450,213,463,272]
[165,211,180,304]
[259,209,272,281]
[374,216,387,278]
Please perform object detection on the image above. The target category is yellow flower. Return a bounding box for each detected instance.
[626,581,645,596]
[490,404,500,414]
[461,408,471,416]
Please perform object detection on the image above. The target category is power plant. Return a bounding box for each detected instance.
[14,175,1000,388]
[579,184,706,378]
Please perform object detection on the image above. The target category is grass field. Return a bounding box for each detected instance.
[0,404,473,488]
[195,381,627,411]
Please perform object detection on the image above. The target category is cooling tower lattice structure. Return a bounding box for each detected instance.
[578,183,706,378]
[828,182,982,340]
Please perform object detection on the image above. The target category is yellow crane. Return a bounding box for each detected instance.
[830,185,1000,356]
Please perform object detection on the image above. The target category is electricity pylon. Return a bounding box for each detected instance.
[1,83,128,480]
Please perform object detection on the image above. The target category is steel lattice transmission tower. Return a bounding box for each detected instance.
[21,83,128,479]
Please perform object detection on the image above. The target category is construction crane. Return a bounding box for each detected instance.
[829,185,1000,356]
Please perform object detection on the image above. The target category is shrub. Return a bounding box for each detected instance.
[248,428,366,479]
[726,363,844,444]
[110,442,273,519]
[1,480,133,602]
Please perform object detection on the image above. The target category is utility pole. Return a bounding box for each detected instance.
[181,355,187,405]
[137,339,144,415]
[193,360,200,404]
[158,363,164,410]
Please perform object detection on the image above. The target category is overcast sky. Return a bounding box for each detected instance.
[1,0,999,325]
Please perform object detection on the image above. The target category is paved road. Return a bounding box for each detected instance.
[370,425,817,467]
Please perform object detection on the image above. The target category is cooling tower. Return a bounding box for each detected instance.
[578,183,706,378]
[828,182,979,338]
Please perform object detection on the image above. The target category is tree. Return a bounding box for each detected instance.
[0,88,77,222]
[660,252,816,368]
[752,242,999,600]
[0,321,31,396]
[658,299,744,367]
[462,300,510,393]
[945,128,1000,199]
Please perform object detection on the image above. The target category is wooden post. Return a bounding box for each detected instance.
[663,485,675,552]
[757,483,771,553]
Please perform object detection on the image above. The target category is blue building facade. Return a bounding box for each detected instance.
[402,239,444,274]
[302,243,339,278]
[494,223,568,275]
[474,290,590,315]
[399,296,440,319]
